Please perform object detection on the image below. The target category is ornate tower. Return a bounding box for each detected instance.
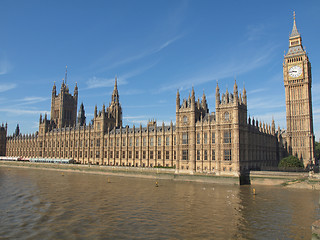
[108,77,122,128]
[50,68,78,129]
[77,102,86,126]
[283,12,315,166]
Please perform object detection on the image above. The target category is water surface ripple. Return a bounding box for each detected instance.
[0,167,319,239]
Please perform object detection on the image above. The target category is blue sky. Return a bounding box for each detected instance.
[0,0,319,140]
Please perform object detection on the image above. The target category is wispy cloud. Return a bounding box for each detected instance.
[0,83,17,93]
[0,59,12,75]
[87,77,125,89]
[248,96,285,110]
[123,104,170,109]
[158,45,278,92]
[121,89,145,95]
[0,108,49,116]
[252,111,286,128]
[15,96,49,106]
[86,61,158,90]
[123,115,149,120]
[93,35,183,73]
[123,115,150,126]
[245,24,267,41]
[247,88,268,94]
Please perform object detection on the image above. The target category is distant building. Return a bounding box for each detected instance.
[0,123,7,156]
[3,14,316,175]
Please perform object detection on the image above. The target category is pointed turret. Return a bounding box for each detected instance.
[176,89,180,111]
[242,85,247,105]
[14,124,20,137]
[94,105,97,118]
[61,78,65,92]
[287,12,304,55]
[77,103,86,126]
[74,82,78,96]
[215,82,220,107]
[290,11,300,38]
[52,81,56,96]
[112,76,119,103]
[225,88,229,103]
[201,90,208,112]
[271,118,275,135]
[233,80,238,103]
[191,87,195,109]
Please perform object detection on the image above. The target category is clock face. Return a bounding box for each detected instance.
[288,65,302,78]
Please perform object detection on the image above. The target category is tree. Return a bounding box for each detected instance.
[278,155,304,168]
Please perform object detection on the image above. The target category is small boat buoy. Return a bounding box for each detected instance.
[107,178,111,183]
[155,181,159,187]
[61,173,64,176]
[253,188,256,195]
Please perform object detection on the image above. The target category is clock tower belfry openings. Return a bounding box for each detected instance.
[283,12,315,167]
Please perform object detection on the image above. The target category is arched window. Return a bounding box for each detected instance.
[183,116,188,123]
[224,112,230,121]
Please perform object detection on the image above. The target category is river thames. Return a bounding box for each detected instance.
[0,167,319,239]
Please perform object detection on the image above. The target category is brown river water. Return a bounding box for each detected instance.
[0,167,319,239]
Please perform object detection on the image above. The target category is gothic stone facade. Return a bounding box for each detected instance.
[4,16,316,175]
[283,15,315,166]
[5,78,283,176]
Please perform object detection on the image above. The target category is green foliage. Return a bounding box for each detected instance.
[278,155,304,168]
[315,141,320,161]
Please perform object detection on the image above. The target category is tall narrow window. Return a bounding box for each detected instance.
[224,131,231,143]
[183,116,188,124]
[182,150,188,160]
[211,133,215,144]
[204,133,208,144]
[197,150,200,160]
[158,136,161,146]
[224,149,231,161]
[212,150,215,161]
[197,133,200,144]
[182,133,188,144]
[204,150,208,160]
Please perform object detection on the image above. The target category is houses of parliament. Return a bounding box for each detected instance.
[0,15,316,176]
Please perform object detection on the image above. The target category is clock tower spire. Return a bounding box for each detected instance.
[283,12,315,167]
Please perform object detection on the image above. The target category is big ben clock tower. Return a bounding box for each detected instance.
[283,12,315,167]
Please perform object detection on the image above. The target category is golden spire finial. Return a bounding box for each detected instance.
[293,11,296,21]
